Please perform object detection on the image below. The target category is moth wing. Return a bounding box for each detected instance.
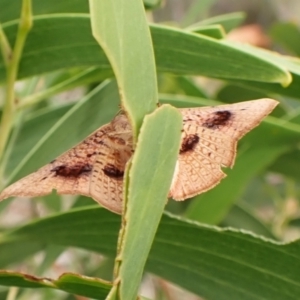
[169,99,278,200]
[90,116,133,214]
[0,115,133,214]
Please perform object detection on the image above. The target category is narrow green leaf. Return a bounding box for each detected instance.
[0,15,290,85]
[158,76,208,99]
[0,0,155,23]
[7,80,120,184]
[269,148,300,179]
[6,104,72,173]
[189,12,246,33]
[89,1,157,137]
[0,271,111,299]
[270,22,300,56]
[181,0,217,27]
[159,93,217,107]
[0,240,43,268]
[189,24,225,39]
[216,84,268,103]
[19,67,113,109]
[2,206,300,300]
[119,105,182,300]
[222,204,276,239]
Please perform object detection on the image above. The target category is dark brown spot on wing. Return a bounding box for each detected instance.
[51,164,92,178]
[87,152,97,158]
[202,110,232,129]
[180,134,200,154]
[103,164,124,179]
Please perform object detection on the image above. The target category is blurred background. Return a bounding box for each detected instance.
[1,0,300,299]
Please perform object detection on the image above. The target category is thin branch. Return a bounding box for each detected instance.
[0,0,32,173]
[0,24,12,67]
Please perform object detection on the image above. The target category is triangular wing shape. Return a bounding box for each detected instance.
[169,99,278,200]
[0,114,133,214]
[0,99,278,213]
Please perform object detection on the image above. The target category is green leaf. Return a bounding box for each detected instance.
[89,1,157,137]
[2,206,300,300]
[185,117,300,224]
[270,22,300,56]
[269,148,300,179]
[189,24,225,39]
[119,105,182,300]
[7,80,120,184]
[0,0,156,23]
[188,12,246,33]
[6,103,72,173]
[0,240,43,268]
[181,0,217,27]
[158,75,208,99]
[0,15,290,85]
[19,67,114,110]
[222,204,276,239]
[159,93,217,108]
[0,0,89,23]
[0,271,111,299]
[216,84,268,103]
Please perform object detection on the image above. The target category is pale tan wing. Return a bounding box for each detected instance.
[0,114,133,214]
[90,115,133,214]
[169,98,278,200]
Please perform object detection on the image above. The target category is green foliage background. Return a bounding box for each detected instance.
[0,0,300,299]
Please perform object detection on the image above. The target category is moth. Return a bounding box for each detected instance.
[0,99,278,214]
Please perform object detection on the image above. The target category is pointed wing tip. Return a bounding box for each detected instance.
[0,186,16,202]
[257,98,279,110]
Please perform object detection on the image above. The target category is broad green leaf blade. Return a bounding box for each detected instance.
[216,84,269,103]
[159,76,208,98]
[269,149,300,179]
[185,117,300,224]
[7,80,120,184]
[19,67,114,110]
[119,105,182,300]
[222,204,276,239]
[226,47,300,98]
[0,271,111,299]
[159,93,218,107]
[270,22,300,56]
[0,0,155,23]
[181,0,217,27]
[188,12,246,33]
[0,240,43,268]
[89,1,157,137]
[2,207,300,300]
[189,24,225,39]
[56,273,111,299]
[6,103,72,173]
[0,0,89,22]
[0,15,290,85]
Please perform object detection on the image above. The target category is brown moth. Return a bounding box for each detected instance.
[0,99,278,214]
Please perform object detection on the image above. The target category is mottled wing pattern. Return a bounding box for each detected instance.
[90,115,132,213]
[0,99,278,213]
[0,114,132,214]
[169,99,278,200]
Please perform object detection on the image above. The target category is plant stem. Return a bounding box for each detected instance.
[0,0,32,168]
[6,287,19,300]
[0,24,12,67]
